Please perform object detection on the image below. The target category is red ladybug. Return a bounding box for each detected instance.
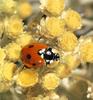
[21,43,60,68]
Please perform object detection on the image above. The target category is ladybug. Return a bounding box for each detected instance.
[21,43,60,68]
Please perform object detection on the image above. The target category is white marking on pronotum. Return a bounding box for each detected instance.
[50,60,53,64]
[46,51,51,55]
[39,49,45,54]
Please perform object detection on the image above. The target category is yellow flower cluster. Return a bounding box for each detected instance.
[0,0,32,19]
[0,0,34,93]
[40,0,82,38]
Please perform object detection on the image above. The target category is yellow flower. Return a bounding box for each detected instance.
[4,17,24,38]
[3,62,16,81]
[63,54,80,70]
[0,61,16,81]
[16,33,35,47]
[80,42,93,63]
[56,64,71,79]
[16,69,38,87]
[18,2,32,18]
[40,0,64,15]
[45,17,65,36]
[42,73,60,90]
[5,43,21,61]
[0,0,17,14]
[0,48,6,64]
[59,31,78,51]
[63,9,82,30]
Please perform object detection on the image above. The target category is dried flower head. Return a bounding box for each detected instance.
[16,69,38,87]
[62,9,82,30]
[4,17,24,38]
[40,0,64,15]
[18,2,32,18]
[80,42,93,63]
[45,17,65,36]
[59,31,78,51]
[0,0,17,14]
[42,73,60,90]
[4,42,21,61]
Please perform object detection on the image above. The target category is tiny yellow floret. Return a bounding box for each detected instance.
[63,9,82,30]
[5,17,24,38]
[17,69,38,87]
[16,33,35,47]
[18,2,32,18]
[63,54,80,70]
[5,43,21,61]
[3,62,16,81]
[45,17,65,36]
[56,64,70,79]
[80,42,93,63]
[41,0,64,15]
[0,0,16,14]
[42,73,60,90]
[59,31,78,51]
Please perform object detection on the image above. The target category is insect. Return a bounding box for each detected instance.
[21,43,60,68]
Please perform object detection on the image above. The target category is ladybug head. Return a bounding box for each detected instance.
[38,48,60,64]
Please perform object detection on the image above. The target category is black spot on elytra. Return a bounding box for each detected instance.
[26,54,31,59]
[29,45,34,48]
[32,63,36,66]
